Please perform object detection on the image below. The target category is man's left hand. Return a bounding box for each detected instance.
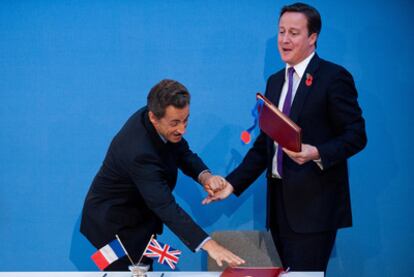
[283,143,320,165]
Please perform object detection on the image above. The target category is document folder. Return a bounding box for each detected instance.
[257,93,302,152]
[221,266,285,277]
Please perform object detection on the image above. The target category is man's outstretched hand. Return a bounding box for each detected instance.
[202,181,234,205]
[202,239,245,267]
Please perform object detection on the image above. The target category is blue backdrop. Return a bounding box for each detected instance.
[1,1,413,276]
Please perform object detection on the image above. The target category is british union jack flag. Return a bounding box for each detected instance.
[143,238,182,269]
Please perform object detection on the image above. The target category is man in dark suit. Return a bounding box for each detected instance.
[81,79,244,271]
[203,3,367,273]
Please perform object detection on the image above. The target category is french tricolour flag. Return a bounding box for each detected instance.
[91,239,126,270]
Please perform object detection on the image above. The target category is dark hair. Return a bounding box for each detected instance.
[147,79,190,118]
[280,2,322,37]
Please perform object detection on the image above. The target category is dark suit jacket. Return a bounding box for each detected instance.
[80,107,209,257]
[227,54,367,233]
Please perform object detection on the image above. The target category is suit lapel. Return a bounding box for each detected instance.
[290,54,321,122]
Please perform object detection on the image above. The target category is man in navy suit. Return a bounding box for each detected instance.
[81,79,244,271]
[203,3,367,273]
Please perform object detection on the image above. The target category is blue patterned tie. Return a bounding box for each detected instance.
[276,67,295,177]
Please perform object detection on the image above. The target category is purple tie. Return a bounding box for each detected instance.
[276,67,295,177]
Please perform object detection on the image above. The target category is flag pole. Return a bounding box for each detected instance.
[136,234,155,265]
[115,234,135,265]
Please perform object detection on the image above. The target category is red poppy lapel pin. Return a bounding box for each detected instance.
[305,73,313,87]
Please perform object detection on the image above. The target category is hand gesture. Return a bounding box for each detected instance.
[202,181,234,205]
[202,239,245,267]
[200,172,227,196]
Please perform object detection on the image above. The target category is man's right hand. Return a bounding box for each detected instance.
[202,181,234,205]
[202,239,245,267]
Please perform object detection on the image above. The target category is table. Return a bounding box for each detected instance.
[0,272,323,277]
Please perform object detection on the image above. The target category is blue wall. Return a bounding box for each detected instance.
[1,1,413,276]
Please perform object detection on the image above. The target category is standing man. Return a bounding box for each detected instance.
[81,79,244,271]
[203,3,367,273]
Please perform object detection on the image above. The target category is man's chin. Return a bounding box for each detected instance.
[280,54,292,64]
[169,136,182,143]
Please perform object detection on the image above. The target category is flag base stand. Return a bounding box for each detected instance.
[128,263,150,277]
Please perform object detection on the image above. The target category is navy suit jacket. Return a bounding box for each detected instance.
[80,107,209,257]
[227,54,367,233]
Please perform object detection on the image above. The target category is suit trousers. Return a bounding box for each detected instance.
[268,177,337,273]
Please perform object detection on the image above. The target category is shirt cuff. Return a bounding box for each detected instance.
[195,236,212,252]
[197,169,211,183]
[313,158,324,170]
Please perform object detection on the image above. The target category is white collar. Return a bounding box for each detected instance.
[286,52,315,79]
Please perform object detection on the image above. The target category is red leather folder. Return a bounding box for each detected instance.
[257,93,302,152]
[221,266,285,277]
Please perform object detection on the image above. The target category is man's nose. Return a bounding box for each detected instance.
[177,123,186,135]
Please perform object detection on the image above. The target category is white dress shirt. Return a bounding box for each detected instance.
[272,52,316,178]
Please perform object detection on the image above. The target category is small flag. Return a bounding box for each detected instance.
[91,239,127,270]
[143,238,181,270]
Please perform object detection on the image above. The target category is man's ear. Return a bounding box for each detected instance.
[309,33,317,47]
[148,111,158,126]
